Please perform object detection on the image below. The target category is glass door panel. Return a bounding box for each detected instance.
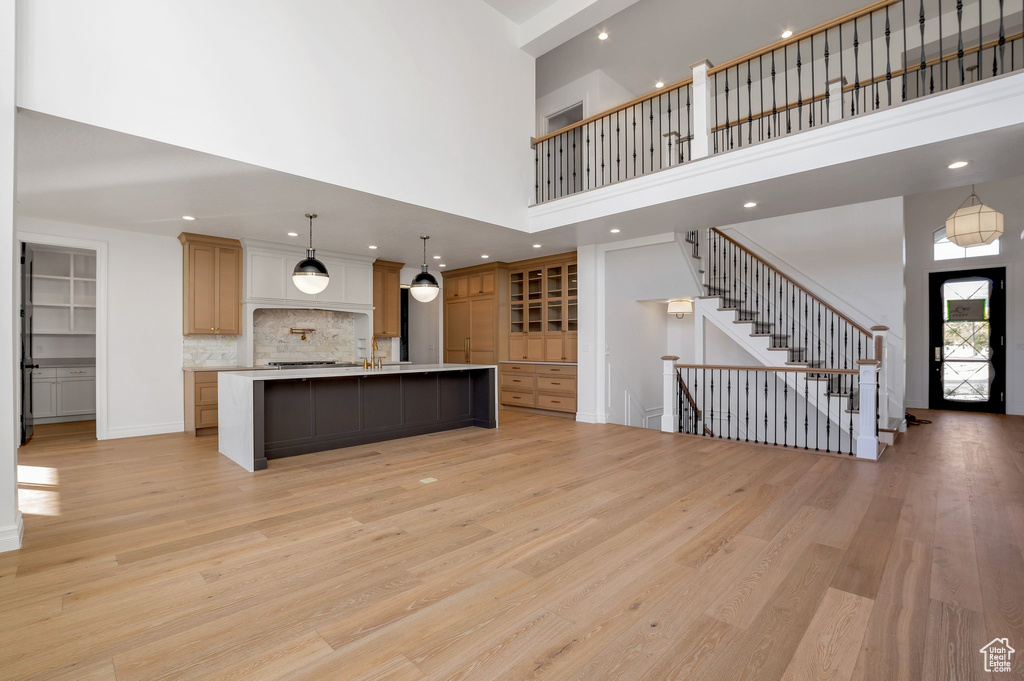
[527,301,543,333]
[527,269,543,301]
[510,303,524,334]
[567,300,577,332]
[510,271,524,303]
[567,264,577,298]
[547,300,563,333]
[546,266,562,299]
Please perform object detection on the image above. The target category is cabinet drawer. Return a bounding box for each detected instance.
[194,371,219,384]
[57,367,95,378]
[537,394,575,412]
[500,374,535,390]
[500,390,536,407]
[31,368,56,379]
[537,376,575,393]
[195,384,219,406]
[536,364,577,377]
[196,406,219,428]
[502,363,536,375]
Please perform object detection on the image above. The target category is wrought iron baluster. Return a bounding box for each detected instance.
[902,0,908,102]
[632,104,638,178]
[919,0,927,97]
[978,0,983,79]
[997,0,1006,75]
[871,11,878,110]
[747,60,753,144]
[725,69,732,149]
[957,0,965,85]
[770,51,778,137]
[824,29,831,122]
[714,72,720,153]
[534,144,538,204]
[784,44,791,133]
[810,35,815,128]
[652,94,657,168]
[853,19,860,116]
[797,41,803,130]
[885,8,892,106]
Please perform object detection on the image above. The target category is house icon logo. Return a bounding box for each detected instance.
[980,638,1015,673]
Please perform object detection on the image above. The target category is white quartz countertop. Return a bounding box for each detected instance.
[221,363,497,382]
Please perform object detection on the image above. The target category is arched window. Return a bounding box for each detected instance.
[934,226,1000,261]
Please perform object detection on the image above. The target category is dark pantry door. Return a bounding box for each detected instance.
[928,267,1006,413]
[21,243,38,444]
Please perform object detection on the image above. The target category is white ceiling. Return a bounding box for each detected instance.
[481,0,563,25]
[15,110,580,270]
[536,0,868,97]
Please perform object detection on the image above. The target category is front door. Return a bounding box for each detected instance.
[21,243,37,444]
[928,267,1006,413]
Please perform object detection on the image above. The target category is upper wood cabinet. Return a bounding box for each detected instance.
[507,252,577,362]
[179,233,242,335]
[442,263,508,365]
[372,259,403,338]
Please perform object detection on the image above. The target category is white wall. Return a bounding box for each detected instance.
[16,0,535,230]
[721,197,906,415]
[577,234,702,425]
[904,178,1024,415]
[535,69,634,135]
[18,217,184,438]
[1,0,21,552]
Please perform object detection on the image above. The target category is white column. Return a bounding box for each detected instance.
[871,325,890,427]
[689,60,714,160]
[0,0,21,552]
[855,360,880,460]
[661,355,679,433]
[827,77,847,123]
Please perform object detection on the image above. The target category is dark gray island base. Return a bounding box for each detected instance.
[218,364,497,471]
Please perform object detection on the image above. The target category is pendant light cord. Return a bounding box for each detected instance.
[308,215,314,250]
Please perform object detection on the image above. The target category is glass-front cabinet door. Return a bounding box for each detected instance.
[509,271,524,335]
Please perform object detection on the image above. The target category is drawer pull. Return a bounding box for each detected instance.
[512,396,521,400]
[550,400,561,404]
[550,381,561,385]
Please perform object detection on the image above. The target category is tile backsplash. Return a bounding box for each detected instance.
[183,335,238,368]
[252,308,389,365]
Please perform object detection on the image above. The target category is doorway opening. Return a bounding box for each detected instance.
[20,241,101,444]
[928,267,1006,413]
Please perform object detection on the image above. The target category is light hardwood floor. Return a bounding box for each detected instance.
[2,409,1023,680]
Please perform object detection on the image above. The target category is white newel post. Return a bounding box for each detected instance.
[827,77,847,122]
[661,356,679,433]
[690,60,714,160]
[871,326,889,427]
[856,359,880,460]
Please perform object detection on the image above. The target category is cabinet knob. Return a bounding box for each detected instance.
[210,327,215,331]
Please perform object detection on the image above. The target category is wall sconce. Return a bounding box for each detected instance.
[667,299,693,319]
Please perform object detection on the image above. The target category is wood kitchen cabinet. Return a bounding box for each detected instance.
[183,367,254,435]
[442,262,508,365]
[507,253,577,363]
[372,259,403,338]
[179,233,243,335]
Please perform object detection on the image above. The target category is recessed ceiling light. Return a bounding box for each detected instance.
[781,29,793,39]
[481,254,490,259]
[598,31,608,40]
[182,215,195,221]
[287,232,298,237]
[439,264,446,267]
[655,81,665,88]
[948,161,969,169]
[433,255,441,259]
[368,245,378,249]
[533,244,542,248]
[744,201,758,208]
[610,228,621,233]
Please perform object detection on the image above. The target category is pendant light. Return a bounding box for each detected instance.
[945,186,1004,247]
[410,235,440,302]
[292,213,329,294]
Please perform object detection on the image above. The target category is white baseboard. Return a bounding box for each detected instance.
[102,422,184,440]
[0,513,24,553]
[575,412,600,424]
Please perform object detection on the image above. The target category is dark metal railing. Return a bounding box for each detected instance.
[685,229,700,258]
[677,364,860,454]
[710,0,1024,152]
[706,228,874,374]
[532,80,693,204]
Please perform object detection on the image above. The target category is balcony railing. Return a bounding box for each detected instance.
[531,0,1023,204]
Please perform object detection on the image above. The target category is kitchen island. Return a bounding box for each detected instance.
[218,364,497,471]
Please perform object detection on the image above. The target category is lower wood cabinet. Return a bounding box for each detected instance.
[184,367,252,435]
[498,362,576,416]
[508,332,577,362]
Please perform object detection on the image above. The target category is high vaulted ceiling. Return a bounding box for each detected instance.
[536,0,868,97]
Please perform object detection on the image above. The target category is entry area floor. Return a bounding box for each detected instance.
[2,409,1023,680]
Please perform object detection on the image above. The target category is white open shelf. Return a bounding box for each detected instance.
[31,246,97,336]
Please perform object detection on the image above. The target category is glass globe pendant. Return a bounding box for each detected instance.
[410,235,439,302]
[292,213,329,294]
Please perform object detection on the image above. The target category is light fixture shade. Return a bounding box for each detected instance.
[667,299,693,316]
[410,270,440,302]
[292,249,330,294]
[945,201,1004,247]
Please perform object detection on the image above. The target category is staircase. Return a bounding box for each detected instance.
[670,228,897,457]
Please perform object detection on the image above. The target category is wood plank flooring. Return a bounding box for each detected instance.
[1,408,1022,680]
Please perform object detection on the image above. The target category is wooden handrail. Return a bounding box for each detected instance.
[532,77,693,146]
[675,363,859,375]
[710,227,873,339]
[708,0,903,76]
[711,91,828,134]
